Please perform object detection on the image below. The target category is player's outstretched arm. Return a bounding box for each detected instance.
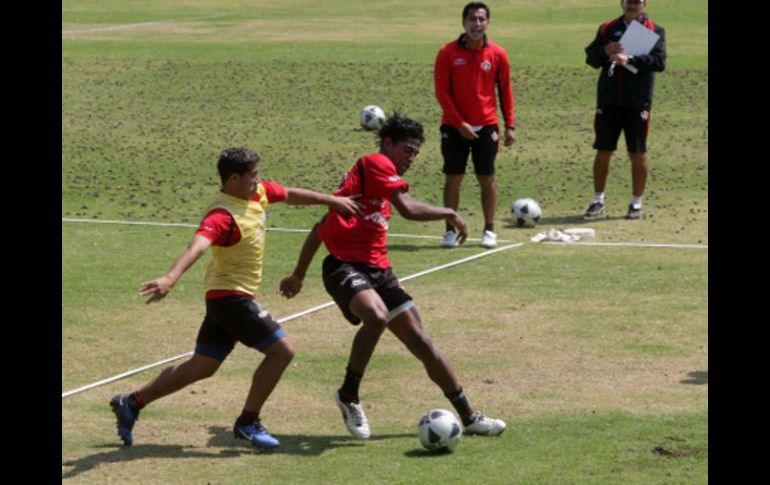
[391,190,468,244]
[139,234,212,304]
[284,187,363,217]
[279,223,323,299]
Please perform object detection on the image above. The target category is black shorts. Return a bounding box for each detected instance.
[440,124,500,176]
[322,255,413,325]
[195,294,286,361]
[593,106,650,153]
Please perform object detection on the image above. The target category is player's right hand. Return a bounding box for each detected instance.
[139,276,174,304]
[449,213,468,245]
[458,123,480,140]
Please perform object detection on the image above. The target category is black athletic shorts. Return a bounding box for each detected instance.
[322,255,413,325]
[593,106,650,153]
[195,294,286,361]
[440,124,500,176]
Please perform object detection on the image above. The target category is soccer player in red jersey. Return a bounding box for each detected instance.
[280,113,507,439]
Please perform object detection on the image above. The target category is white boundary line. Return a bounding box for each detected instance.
[62,14,227,34]
[543,241,708,250]
[61,243,523,399]
[61,217,707,248]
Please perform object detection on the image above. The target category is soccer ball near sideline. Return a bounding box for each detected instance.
[359,105,386,131]
[511,198,542,228]
[417,408,462,453]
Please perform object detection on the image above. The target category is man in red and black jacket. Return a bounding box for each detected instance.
[434,1,516,249]
[583,0,666,221]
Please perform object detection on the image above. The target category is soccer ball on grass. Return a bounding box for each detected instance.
[359,105,386,131]
[417,408,462,453]
[510,198,542,228]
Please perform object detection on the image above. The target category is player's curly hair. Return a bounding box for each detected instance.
[217,146,260,184]
[377,111,425,148]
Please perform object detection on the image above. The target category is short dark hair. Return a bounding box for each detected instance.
[463,2,490,21]
[217,146,260,184]
[378,112,425,148]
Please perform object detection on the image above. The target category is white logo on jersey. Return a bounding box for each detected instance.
[364,211,389,229]
[481,60,492,72]
[453,58,466,66]
[388,175,400,182]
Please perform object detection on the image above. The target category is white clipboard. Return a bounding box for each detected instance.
[618,20,660,74]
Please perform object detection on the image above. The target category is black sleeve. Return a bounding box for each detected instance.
[585,26,609,69]
[631,26,666,73]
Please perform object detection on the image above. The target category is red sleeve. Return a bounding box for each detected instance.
[365,155,409,200]
[434,44,464,128]
[496,47,515,128]
[256,180,287,203]
[196,208,241,246]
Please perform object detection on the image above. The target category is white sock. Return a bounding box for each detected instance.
[630,196,642,208]
[591,193,605,204]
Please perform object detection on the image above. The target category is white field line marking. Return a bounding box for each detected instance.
[60,218,498,242]
[542,241,708,250]
[62,217,708,248]
[62,243,522,399]
[62,14,227,34]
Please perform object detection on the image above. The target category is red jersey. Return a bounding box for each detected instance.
[317,153,408,269]
[434,35,515,129]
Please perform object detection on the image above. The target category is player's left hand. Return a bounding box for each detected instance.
[278,274,303,298]
[331,194,364,217]
[504,127,516,146]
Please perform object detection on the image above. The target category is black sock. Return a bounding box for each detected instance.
[445,224,455,233]
[445,388,474,426]
[339,366,363,403]
[237,410,261,426]
[484,223,494,232]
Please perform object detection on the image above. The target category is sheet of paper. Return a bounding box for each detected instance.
[619,20,660,56]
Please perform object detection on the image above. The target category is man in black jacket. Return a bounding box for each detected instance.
[583,0,666,220]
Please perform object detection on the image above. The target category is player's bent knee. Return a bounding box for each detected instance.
[267,337,296,364]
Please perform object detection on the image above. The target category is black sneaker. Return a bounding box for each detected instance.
[625,205,643,220]
[583,201,605,220]
[110,394,139,446]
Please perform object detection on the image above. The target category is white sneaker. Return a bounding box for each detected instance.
[334,391,370,439]
[480,230,497,249]
[441,230,458,248]
[464,412,506,436]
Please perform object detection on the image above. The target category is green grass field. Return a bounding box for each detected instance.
[62,1,708,482]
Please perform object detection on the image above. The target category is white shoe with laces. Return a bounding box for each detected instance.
[464,412,506,436]
[480,230,497,249]
[334,391,370,439]
[441,230,458,248]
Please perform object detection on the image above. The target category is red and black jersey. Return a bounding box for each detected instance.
[434,34,515,129]
[317,153,408,269]
[585,15,667,110]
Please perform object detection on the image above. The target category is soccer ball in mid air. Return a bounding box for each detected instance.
[359,105,386,131]
[417,408,462,453]
[511,198,542,228]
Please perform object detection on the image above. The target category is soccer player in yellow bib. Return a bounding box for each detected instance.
[109,146,362,449]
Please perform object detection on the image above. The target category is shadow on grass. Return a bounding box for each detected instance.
[403,448,458,458]
[680,370,707,385]
[62,427,413,479]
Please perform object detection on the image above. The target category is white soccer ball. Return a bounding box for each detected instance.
[511,198,542,228]
[359,105,386,131]
[417,408,462,453]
